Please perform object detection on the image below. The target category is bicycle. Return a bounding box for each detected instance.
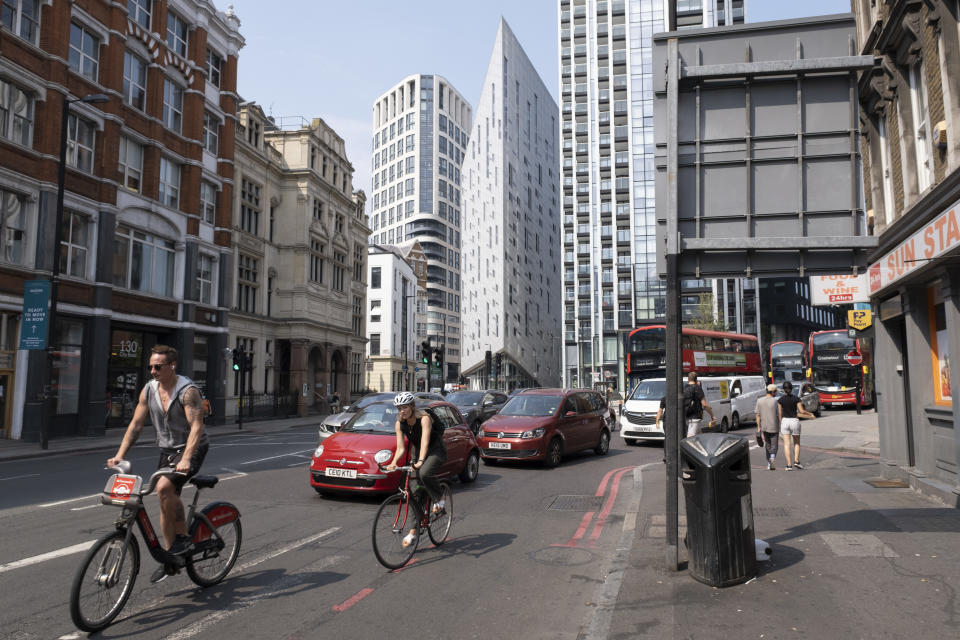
[69,461,242,633]
[371,464,453,569]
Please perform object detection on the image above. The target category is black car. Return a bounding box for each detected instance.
[445,389,510,435]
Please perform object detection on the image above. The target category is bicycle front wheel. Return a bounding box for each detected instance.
[427,484,453,546]
[186,510,243,587]
[372,493,419,569]
[70,530,140,633]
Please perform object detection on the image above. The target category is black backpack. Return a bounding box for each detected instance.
[683,385,702,419]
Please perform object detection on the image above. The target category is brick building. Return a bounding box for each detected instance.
[854,0,960,503]
[0,0,243,439]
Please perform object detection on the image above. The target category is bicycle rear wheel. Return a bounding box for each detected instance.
[70,531,140,633]
[186,509,242,587]
[372,493,419,569]
[427,484,453,546]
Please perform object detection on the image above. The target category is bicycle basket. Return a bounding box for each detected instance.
[101,473,143,506]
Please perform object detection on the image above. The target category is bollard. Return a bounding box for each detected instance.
[855,383,862,415]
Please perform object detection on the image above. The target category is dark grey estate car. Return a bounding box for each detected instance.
[445,389,510,435]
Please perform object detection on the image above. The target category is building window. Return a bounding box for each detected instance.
[65,114,95,174]
[236,254,258,313]
[333,252,345,291]
[247,118,260,147]
[908,61,933,193]
[158,157,180,207]
[112,225,175,296]
[202,111,219,153]
[1,0,40,44]
[118,136,143,192]
[196,253,213,304]
[162,79,183,133]
[369,333,381,356]
[876,115,895,225]
[929,287,952,406]
[240,178,261,234]
[310,239,324,283]
[335,214,344,234]
[200,181,216,223]
[165,11,188,57]
[371,266,381,288]
[206,49,222,88]
[0,78,32,146]
[53,318,83,414]
[122,51,147,111]
[68,22,99,81]
[60,211,89,279]
[313,197,323,220]
[0,187,26,265]
[126,0,151,29]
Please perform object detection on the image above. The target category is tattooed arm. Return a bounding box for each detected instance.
[177,386,206,472]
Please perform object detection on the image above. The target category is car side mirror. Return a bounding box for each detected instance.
[564,410,577,417]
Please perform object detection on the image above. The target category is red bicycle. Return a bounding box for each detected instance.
[371,464,453,569]
[69,461,242,632]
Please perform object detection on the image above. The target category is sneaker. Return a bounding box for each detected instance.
[794,462,804,470]
[768,461,775,471]
[431,500,446,515]
[150,564,173,584]
[401,532,416,548]
[785,466,793,471]
[168,535,193,556]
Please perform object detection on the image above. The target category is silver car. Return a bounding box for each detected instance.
[318,391,444,439]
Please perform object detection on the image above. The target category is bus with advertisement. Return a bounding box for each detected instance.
[624,325,762,389]
[808,329,874,407]
[769,341,807,386]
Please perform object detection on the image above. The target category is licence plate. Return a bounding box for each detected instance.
[489,442,511,450]
[325,467,357,479]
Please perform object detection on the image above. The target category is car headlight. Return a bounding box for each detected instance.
[314,444,324,458]
[521,427,545,439]
[374,449,392,464]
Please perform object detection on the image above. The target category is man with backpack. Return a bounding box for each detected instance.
[683,372,715,437]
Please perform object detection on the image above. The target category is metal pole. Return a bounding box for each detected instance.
[664,35,681,572]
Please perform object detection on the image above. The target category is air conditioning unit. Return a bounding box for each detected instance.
[933,120,947,149]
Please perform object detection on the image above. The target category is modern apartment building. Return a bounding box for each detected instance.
[557,0,744,392]
[0,0,242,439]
[854,0,960,503]
[370,75,472,384]
[232,104,369,417]
[461,19,562,390]
[365,244,420,393]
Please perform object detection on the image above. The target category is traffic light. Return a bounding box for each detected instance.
[433,347,443,366]
[494,352,503,378]
[232,348,243,372]
[420,341,431,364]
[485,350,493,376]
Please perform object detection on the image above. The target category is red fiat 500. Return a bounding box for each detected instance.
[309,400,481,494]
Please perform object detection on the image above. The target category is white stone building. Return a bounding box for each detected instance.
[365,245,420,392]
[461,19,562,391]
[369,75,472,384]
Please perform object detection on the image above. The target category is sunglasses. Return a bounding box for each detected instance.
[148,363,170,371]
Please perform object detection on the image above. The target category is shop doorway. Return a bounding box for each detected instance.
[107,329,163,428]
[0,370,11,439]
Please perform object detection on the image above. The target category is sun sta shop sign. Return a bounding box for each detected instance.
[869,198,960,294]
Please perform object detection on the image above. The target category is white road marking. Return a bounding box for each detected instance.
[234,527,340,573]
[215,441,319,446]
[0,540,95,574]
[57,633,82,639]
[287,461,308,467]
[219,467,248,481]
[69,504,99,511]
[240,449,316,465]
[39,494,100,508]
[0,473,40,481]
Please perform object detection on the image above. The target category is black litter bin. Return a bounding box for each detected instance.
[680,432,756,587]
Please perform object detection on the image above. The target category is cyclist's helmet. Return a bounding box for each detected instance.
[393,391,416,407]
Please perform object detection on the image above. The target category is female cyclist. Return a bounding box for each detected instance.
[385,392,448,547]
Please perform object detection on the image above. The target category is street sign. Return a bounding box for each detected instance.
[414,366,419,372]
[810,274,870,305]
[848,309,872,331]
[402,365,408,371]
[844,351,863,367]
[19,279,50,350]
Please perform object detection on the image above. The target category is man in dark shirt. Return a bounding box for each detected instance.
[778,380,815,470]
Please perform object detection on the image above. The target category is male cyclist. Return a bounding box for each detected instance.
[385,392,447,547]
[107,345,209,583]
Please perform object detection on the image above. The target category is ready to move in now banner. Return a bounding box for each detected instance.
[869,199,960,294]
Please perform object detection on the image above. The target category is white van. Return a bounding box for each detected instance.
[725,375,768,429]
[619,376,733,444]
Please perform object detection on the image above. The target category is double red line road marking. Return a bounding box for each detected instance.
[555,465,636,549]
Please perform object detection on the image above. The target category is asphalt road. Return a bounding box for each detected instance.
[0,425,663,639]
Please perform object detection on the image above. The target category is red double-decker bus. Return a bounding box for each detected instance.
[808,330,874,407]
[625,326,762,388]
[769,341,807,386]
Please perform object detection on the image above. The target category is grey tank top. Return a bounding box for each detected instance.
[145,376,209,450]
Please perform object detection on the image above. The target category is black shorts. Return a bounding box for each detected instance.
[157,444,209,494]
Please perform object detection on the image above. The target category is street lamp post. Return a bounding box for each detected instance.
[401,285,415,391]
[41,92,108,449]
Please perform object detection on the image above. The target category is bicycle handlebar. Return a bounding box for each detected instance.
[104,461,187,496]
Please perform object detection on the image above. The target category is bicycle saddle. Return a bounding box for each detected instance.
[188,475,219,489]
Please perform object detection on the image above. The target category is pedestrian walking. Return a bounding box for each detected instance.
[778,380,815,470]
[683,372,716,438]
[755,383,781,470]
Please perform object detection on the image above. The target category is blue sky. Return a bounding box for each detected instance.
[231,0,852,198]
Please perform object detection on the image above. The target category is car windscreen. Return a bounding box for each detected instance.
[446,391,484,406]
[342,403,398,433]
[629,379,666,401]
[499,395,561,417]
[347,393,394,412]
[811,366,861,389]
